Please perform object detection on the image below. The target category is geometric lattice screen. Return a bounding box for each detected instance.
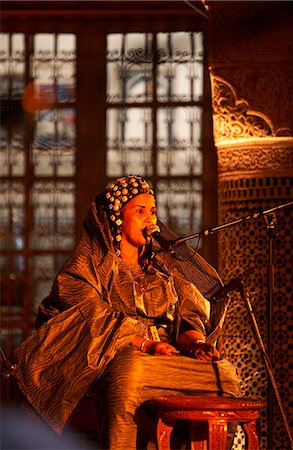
[219,176,293,450]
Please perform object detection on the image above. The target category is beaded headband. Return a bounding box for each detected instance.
[102,175,155,251]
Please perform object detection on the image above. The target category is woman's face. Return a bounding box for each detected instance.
[121,193,157,248]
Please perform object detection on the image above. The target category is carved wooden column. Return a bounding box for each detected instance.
[207,3,293,449]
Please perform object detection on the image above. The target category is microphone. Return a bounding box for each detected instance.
[210,267,255,303]
[143,224,176,255]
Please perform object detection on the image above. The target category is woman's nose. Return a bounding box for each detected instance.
[146,214,157,224]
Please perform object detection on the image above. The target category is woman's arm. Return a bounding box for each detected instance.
[177,329,219,361]
[130,335,179,356]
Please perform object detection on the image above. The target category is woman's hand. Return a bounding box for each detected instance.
[147,341,180,356]
[177,330,220,362]
[132,335,179,356]
[190,341,220,362]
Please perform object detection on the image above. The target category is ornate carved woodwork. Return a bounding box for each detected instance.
[152,395,264,450]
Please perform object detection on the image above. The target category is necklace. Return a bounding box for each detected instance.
[130,267,148,290]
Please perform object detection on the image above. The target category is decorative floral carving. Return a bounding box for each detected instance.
[217,144,293,173]
[211,75,274,143]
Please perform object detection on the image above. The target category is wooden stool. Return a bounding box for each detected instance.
[151,396,264,450]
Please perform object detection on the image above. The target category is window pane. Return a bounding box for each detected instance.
[156,179,202,240]
[30,181,75,250]
[0,33,25,99]
[0,182,25,250]
[107,33,153,103]
[106,107,153,177]
[0,113,26,177]
[157,32,203,102]
[56,34,76,102]
[0,254,25,314]
[1,329,24,356]
[33,33,76,104]
[157,107,202,176]
[30,254,67,312]
[32,108,76,177]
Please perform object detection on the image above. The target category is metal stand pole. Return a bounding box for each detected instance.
[264,213,278,450]
[239,284,293,450]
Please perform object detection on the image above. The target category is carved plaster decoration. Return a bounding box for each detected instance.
[211,65,293,134]
[217,137,293,179]
[210,75,276,144]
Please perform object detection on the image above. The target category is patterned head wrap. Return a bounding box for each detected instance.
[102,175,155,252]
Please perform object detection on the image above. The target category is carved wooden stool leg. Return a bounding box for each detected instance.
[207,419,228,450]
[156,416,175,450]
[190,421,208,450]
[243,421,261,450]
[152,397,264,450]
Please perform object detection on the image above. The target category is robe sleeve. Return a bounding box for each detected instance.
[12,296,138,433]
[173,269,211,337]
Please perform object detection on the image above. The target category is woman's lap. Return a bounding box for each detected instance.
[99,346,241,449]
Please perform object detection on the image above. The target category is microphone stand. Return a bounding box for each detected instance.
[170,200,293,448]
[264,212,278,450]
[172,201,293,246]
[239,282,293,449]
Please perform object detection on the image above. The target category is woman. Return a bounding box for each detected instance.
[12,175,241,449]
